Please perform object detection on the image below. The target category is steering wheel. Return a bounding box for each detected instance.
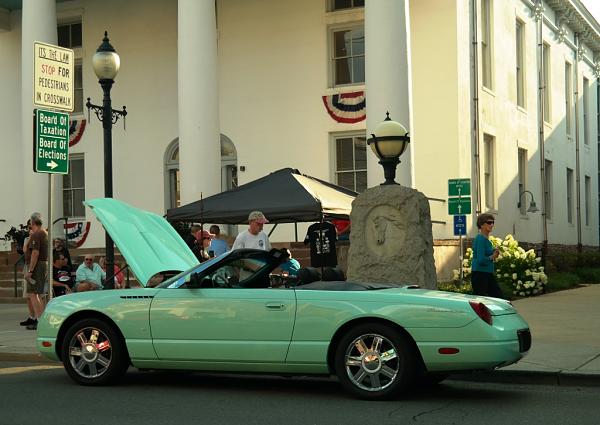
[212,273,231,288]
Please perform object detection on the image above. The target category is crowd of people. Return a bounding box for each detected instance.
[15,208,350,329]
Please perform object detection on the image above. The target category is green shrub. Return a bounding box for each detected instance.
[545,272,581,292]
[573,268,600,284]
[438,281,472,294]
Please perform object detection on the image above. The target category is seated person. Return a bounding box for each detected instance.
[52,251,73,296]
[278,249,301,277]
[99,256,125,289]
[75,255,106,292]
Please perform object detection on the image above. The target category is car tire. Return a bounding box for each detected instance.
[334,323,417,400]
[61,318,129,386]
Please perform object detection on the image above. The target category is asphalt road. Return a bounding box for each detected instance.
[1,361,598,425]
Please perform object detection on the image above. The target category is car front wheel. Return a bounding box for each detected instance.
[61,318,128,385]
[335,323,416,400]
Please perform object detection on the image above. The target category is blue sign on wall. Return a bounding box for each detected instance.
[453,215,466,236]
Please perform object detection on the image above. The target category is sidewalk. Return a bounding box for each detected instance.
[0,285,599,386]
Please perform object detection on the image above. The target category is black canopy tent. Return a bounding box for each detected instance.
[166,168,357,224]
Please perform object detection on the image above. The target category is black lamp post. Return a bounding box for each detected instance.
[86,31,127,289]
[367,112,410,185]
[517,190,540,213]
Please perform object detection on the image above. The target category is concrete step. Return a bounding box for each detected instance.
[0,286,21,299]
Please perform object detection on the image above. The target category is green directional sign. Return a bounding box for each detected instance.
[34,109,69,174]
[448,197,472,215]
[448,178,471,196]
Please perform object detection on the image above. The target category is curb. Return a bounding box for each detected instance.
[0,352,58,364]
[449,369,600,387]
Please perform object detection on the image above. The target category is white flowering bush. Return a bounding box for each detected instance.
[453,234,548,297]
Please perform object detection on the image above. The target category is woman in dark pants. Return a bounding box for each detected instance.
[471,213,503,298]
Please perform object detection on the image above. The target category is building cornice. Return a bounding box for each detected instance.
[544,0,600,53]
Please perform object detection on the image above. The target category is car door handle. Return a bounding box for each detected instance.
[265,302,286,310]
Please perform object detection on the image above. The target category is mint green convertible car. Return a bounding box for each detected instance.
[38,199,531,400]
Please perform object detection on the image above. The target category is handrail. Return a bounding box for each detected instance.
[13,254,24,298]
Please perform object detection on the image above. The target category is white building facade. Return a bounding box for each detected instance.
[0,0,599,273]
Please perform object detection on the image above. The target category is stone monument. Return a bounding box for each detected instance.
[346,181,437,289]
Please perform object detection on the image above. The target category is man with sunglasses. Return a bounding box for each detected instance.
[74,255,106,292]
[471,213,503,298]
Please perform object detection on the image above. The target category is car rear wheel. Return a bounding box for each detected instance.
[334,323,416,400]
[61,318,128,385]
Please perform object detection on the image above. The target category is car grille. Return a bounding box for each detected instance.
[517,329,532,352]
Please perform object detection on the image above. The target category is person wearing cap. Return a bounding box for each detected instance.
[23,212,48,330]
[194,229,215,262]
[232,211,271,251]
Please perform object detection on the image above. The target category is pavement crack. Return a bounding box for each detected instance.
[411,402,452,421]
[575,353,600,370]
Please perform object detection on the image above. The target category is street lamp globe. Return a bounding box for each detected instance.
[92,31,120,80]
[367,112,410,185]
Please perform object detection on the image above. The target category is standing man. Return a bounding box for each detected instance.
[232,211,271,251]
[23,212,48,330]
[208,225,229,257]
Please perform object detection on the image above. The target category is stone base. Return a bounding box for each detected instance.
[346,185,437,289]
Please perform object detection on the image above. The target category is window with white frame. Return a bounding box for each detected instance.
[481,0,493,90]
[57,21,83,114]
[484,134,495,209]
[544,159,553,220]
[543,42,551,123]
[518,148,527,214]
[566,168,574,224]
[583,77,589,145]
[328,0,364,12]
[331,25,365,87]
[63,155,85,218]
[516,19,525,108]
[565,62,573,137]
[334,134,367,192]
[585,175,591,226]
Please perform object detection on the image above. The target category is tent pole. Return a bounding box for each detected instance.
[268,223,278,237]
[320,212,324,278]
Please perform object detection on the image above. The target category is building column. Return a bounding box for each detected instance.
[177,0,221,205]
[365,0,414,188]
[21,0,58,225]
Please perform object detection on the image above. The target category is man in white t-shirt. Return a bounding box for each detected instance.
[232,211,271,251]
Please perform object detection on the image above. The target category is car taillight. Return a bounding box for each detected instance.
[469,301,493,325]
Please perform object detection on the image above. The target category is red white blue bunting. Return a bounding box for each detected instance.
[69,119,86,147]
[322,91,366,123]
[64,221,91,248]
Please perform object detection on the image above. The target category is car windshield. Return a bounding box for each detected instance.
[158,255,223,288]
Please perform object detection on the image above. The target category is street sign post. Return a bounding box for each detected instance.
[34,109,69,174]
[33,41,74,112]
[448,178,471,285]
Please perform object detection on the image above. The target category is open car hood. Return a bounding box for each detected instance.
[84,198,199,286]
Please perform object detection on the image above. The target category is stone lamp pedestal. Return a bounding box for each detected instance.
[346,185,437,289]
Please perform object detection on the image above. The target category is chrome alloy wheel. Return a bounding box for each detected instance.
[68,327,112,379]
[344,333,399,392]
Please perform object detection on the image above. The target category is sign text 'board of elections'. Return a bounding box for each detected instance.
[453,215,467,236]
[33,42,74,112]
[34,109,69,174]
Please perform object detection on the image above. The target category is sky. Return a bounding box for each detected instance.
[580,0,600,25]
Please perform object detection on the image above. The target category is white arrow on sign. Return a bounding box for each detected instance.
[46,160,58,169]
